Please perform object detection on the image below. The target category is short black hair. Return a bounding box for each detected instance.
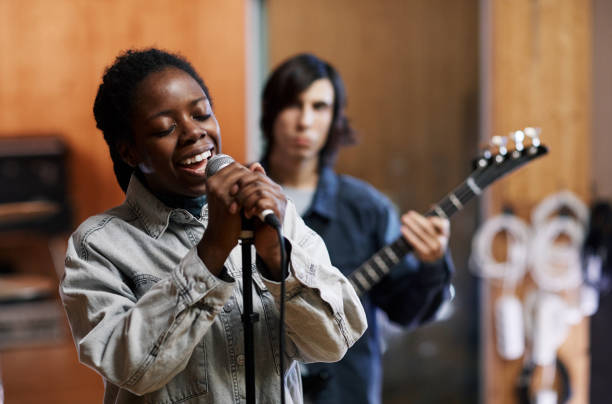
[260,53,356,168]
[93,48,211,192]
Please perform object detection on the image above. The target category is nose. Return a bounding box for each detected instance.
[179,119,206,145]
[298,105,314,128]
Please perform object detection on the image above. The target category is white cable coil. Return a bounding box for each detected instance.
[470,213,530,285]
[531,190,589,229]
[471,214,530,360]
[529,216,585,292]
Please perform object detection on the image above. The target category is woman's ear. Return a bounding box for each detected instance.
[117,141,139,168]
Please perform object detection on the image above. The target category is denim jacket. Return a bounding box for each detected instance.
[60,176,367,404]
[300,168,454,404]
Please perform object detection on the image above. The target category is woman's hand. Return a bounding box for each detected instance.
[400,211,450,263]
[198,161,286,278]
[238,163,287,279]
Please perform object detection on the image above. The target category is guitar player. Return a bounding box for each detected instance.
[259,53,455,404]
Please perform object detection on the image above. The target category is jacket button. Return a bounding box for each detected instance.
[223,302,233,312]
[195,283,206,294]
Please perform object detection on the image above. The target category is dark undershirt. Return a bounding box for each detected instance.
[135,170,207,217]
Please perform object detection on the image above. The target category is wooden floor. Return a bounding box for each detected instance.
[0,334,104,403]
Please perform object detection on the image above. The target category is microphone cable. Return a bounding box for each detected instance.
[274,222,288,404]
[205,154,287,402]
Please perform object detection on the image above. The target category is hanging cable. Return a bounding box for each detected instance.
[529,216,584,293]
[470,213,531,289]
[531,190,589,229]
[470,213,530,360]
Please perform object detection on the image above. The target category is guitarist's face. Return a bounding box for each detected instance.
[272,78,334,163]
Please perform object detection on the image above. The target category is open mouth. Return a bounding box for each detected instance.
[176,149,213,177]
[178,149,212,166]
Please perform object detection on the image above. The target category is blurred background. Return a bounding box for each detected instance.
[0,0,610,403]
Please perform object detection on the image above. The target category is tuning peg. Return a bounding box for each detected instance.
[488,136,506,164]
[491,136,508,153]
[511,130,525,150]
[490,136,506,163]
[524,126,540,137]
[523,127,541,154]
[475,146,492,169]
[509,130,525,158]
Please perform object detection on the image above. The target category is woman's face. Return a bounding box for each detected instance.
[123,67,221,198]
[271,78,334,163]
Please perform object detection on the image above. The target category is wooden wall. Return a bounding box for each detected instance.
[267,1,480,403]
[592,0,612,200]
[483,1,592,403]
[0,1,247,403]
[0,0,248,224]
[267,0,479,214]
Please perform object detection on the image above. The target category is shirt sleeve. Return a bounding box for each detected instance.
[60,230,234,395]
[258,202,368,364]
[369,198,455,329]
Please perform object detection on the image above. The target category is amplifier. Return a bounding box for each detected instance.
[0,136,72,233]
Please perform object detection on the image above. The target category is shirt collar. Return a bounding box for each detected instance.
[308,166,339,220]
[124,175,204,239]
[260,159,339,220]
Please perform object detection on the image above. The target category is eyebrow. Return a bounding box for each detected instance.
[146,97,207,121]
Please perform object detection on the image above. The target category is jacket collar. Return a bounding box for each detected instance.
[124,175,204,239]
[307,166,339,220]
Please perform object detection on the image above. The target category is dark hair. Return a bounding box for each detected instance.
[260,53,356,168]
[93,48,211,192]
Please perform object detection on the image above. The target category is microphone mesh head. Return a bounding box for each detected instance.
[205,153,234,177]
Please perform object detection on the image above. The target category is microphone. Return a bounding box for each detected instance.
[205,154,281,228]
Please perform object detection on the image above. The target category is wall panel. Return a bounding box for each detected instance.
[484,1,592,403]
[0,0,247,224]
[0,1,247,402]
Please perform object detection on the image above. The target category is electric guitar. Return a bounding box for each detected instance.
[347,127,548,296]
[302,128,548,401]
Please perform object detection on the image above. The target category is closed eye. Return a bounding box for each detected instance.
[154,124,176,137]
[194,114,211,121]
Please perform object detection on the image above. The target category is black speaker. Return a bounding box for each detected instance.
[0,135,72,233]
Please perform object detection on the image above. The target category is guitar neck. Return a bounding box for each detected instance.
[348,178,479,296]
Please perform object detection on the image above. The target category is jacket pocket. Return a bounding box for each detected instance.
[132,273,162,298]
[144,339,208,404]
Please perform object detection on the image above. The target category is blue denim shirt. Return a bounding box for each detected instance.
[302,167,454,404]
[60,175,367,404]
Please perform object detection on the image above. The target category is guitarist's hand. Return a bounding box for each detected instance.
[400,211,450,263]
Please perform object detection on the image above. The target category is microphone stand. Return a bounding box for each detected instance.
[240,215,258,404]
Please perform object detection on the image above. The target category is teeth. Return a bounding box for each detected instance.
[180,150,211,165]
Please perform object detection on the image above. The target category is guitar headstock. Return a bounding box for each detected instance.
[471,127,548,189]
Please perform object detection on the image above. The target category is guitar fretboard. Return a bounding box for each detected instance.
[348,177,479,296]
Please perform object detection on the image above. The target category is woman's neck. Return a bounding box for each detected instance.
[136,169,206,217]
[268,152,319,189]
